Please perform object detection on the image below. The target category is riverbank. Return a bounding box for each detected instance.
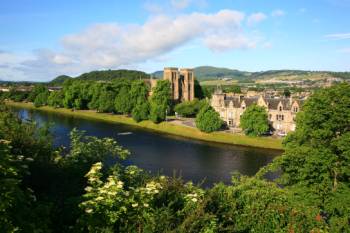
[6,101,283,150]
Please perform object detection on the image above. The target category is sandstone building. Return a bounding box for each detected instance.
[150,67,195,102]
[211,90,305,134]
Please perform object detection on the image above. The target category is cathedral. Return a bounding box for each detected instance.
[150,67,195,102]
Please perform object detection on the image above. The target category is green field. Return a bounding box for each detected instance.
[6,101,283,150]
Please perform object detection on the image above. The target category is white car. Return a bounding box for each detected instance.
[277,131,287,137]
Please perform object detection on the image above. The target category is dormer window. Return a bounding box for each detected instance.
[279,106,283,111]
[293,106,298,113]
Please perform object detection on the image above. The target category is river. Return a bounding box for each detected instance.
[13,107,282,187]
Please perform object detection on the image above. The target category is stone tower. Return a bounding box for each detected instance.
[180,68,195,101]
[163,67,180,100]
[163,67,195,102]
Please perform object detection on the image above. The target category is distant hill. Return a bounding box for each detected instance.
[152,66,250,80]
[49,75,72,85]
[153,67,350,82]
[49,69,150,85]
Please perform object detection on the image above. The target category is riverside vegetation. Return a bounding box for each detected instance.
[1,83,350,232]
[1,77,281,149]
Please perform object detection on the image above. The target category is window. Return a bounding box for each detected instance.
[229,112,233,118]
[276,114,284,121]
[279,106,283,111]
[293,106,298,113]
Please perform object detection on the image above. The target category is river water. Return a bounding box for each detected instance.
[13,107,282,187]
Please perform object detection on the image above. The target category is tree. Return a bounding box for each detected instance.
[132,102,149,122]
[48,90,64,108]
[27,84,47,102]
[224,85,241,93]
[194,79,205,99]
[174,99,206,117]
[240,104,269,136]
[283,88,291,97]
[130,80,149,107]
[261,83,350,232]
[34,90,50,107]
[149,80,171,123]
[97,90,116,113]
[195,104,223,133]
[115,85,133,114]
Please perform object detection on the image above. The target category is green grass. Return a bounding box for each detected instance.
[6,101,283,150]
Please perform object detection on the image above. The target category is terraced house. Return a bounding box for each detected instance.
[211,90,305,134]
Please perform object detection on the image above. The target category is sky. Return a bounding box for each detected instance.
[1,0,350,81]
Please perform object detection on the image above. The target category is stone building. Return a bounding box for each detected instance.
[150,67,195,102]
[211,90,305,133]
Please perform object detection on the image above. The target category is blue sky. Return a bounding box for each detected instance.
[1,0,350,81]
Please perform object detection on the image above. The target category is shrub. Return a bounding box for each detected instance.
[195,104,223,133]
[240,104,269,136]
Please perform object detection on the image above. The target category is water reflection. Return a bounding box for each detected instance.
[14,107,282,186]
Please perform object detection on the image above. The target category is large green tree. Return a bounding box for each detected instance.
[114,85,133,114]
[48,90,64,108]
[34,90,50,107]
[240,104,269,136]
[195,104,223,133]
[261,83,350,232]
[149,80,171,123]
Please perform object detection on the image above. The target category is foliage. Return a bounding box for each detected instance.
[76,69,150,81]
[174,99,206,117]
[261,83,350,232]
[149,80,171,123]
[96,90,116,113]
[223,85,241,93]
[132,102,149,122]
[33,90,50,107]
[48,90,64,108]
[195,104,223,133]
[240,104,269,136]
[114,85,132,114]
[1,83,350,232]
[27,84,47,102]
[283,88,291,97]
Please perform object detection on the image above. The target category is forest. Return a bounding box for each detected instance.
[1,83,350,232]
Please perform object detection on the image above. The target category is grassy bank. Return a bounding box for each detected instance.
[6,101,283,150]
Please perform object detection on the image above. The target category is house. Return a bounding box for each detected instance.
[211,89,305,134]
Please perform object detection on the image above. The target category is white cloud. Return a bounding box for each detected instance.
[171,0,191,9]
[338,47,350,53]
[12,9,262,81]
[271,9,285,17]
[325,33,350,40]
[247,12,267,26]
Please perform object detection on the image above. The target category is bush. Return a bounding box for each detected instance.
[174,99,206,117]
[195,104,223,133]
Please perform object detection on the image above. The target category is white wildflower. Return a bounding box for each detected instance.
[132,203,138,208]
[85,208,93,214]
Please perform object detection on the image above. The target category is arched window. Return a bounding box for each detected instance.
[279,106,282,111]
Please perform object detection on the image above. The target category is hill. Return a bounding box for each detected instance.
[49,75,72,85]
[49,69,150,85]
[152,66,250,80]
[153,67,350,83]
